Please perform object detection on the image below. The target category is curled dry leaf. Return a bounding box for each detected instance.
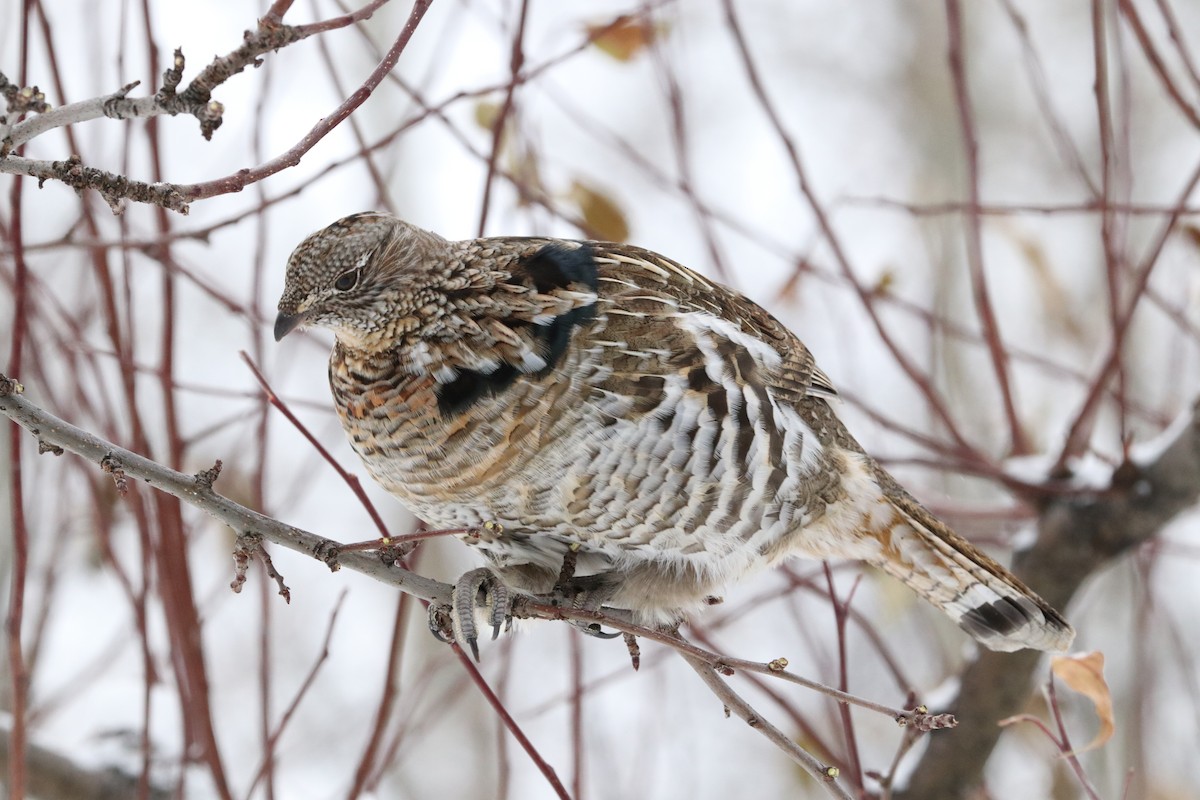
[1051,650,1115,755]
[570,180,630,242]
[473,100,501,132]
[1181,223,1200,252]
[587,15,665,62]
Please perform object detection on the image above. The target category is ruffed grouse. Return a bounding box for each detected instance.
[275,212,1074,657]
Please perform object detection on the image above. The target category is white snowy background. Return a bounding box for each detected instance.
[1,1,1199,798]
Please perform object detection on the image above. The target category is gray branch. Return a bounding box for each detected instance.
[1,22,303,152]
[0,154,190,213]
[0,374,449,603]
[682,653,853,799]
[0,3,383,213]
[0,44,244,215]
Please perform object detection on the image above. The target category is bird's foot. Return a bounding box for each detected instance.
[549,555,621,640]
[428,567,512,661]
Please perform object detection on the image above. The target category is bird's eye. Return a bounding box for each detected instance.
[333,269,360,292]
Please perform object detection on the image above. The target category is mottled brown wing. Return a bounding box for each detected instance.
[584,242,837,403]
[576,243,1074,653]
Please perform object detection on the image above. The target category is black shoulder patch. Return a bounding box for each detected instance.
[524,243,599,375]
[437,243,599,417]
[524,242,599,293]
[436,363,519,416]
[532,301,595,376]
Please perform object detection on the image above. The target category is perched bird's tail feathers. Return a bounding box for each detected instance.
[869,486,1075,654]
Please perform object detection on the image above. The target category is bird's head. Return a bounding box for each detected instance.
[274,212,466,352]
[275,213,600,388]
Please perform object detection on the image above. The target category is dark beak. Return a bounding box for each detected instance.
[274,311,304,341]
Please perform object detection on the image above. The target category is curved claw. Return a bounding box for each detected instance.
[444,567,514,662]
[574,621,622,639]
[428,603,453,643]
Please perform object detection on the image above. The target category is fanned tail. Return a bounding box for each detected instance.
[871,487,1075,654]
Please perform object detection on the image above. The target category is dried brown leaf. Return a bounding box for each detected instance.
[474,100,500,132]
[1181,223,1200,251]
[587,16,664,62]
[570,180,629,242]
[873,268,896,296]
[510,146,543,208]
[1011,228,1086,341]
[1051,650,1115,755]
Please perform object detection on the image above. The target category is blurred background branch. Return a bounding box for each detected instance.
[0,724,171,800]
[899,399,1200,798]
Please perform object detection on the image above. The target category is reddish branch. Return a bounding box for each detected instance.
[719,0,978,460]
[477,0,531,236]
[0,0,428,213]
[944,0,1028,456]
[181,0,434,204]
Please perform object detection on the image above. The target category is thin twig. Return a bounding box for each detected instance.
[680,653,853,800]
[179,0,434,204]
[719,0,977,458]
[244,592,346,797]
[451,643,571,800]
[945,0,1028,455]
[477,0,530,237]
[240,352,392,539]
[0,0,425,213]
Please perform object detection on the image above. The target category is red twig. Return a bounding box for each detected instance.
[1055,156,1200,470]
[1094,0,1131,462]
[1117,0,1200,130]
[719,0,977,459]
[240,352,392,539]
[687,626,842,771]
[5,7,33,797]
[129,4,234,794]
[648,8,735,284]
[944,0,1028,456]
[1151,0,1200,94]
[262,0,297,27]
[1046,677,1103,800]
[245,593,347,797]
[4,112,30,800]
[569,629,585,800]
[344,592,410,799]
[995,0,1099,194]
[181,0,433,202]
[823,564,864,796]
[452,645,571,800]
[311,0,395,211]
[478,0,530,236]
[292,0,392,37]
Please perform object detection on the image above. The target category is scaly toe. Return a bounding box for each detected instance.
[446,567,514,661]
[487,581,511,640]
